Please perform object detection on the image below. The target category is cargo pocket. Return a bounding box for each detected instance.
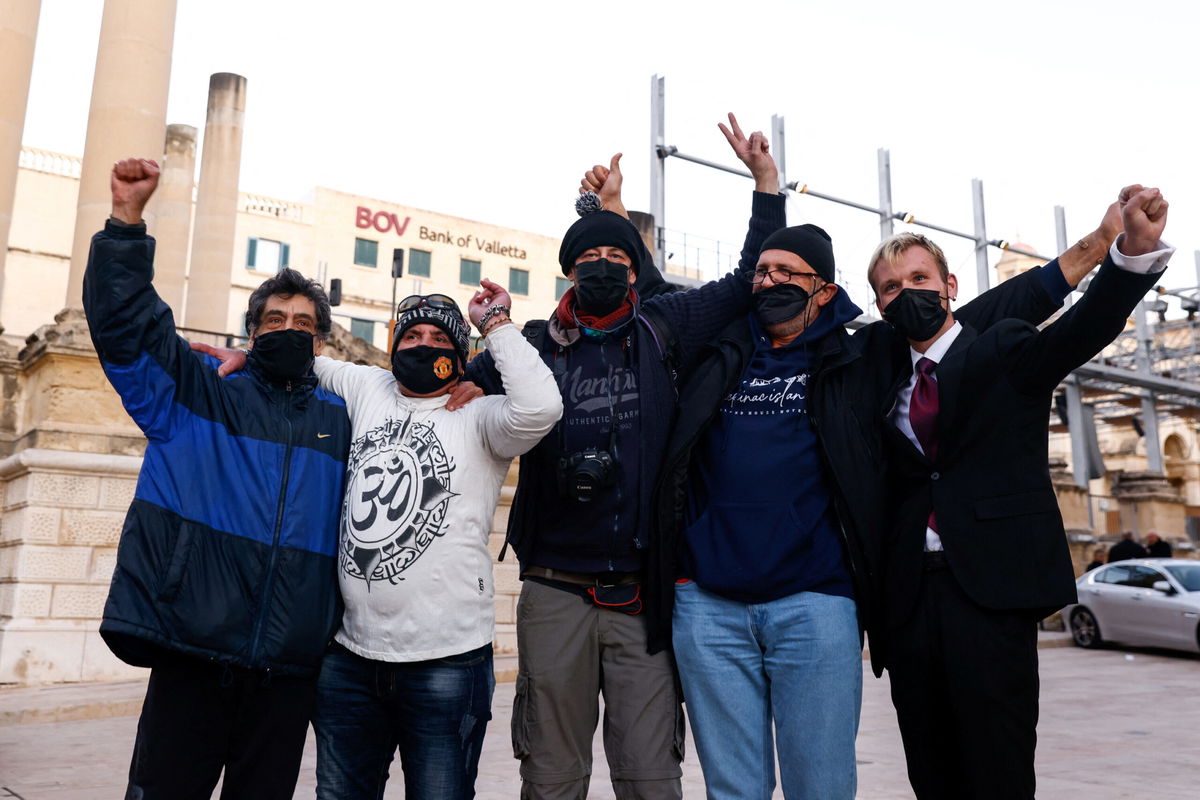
[156,526,195,602]
[511,672,531,760]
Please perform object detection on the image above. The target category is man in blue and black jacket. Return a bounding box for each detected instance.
[84,158,350,800]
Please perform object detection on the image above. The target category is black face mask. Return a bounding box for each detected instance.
[753,283,819,327]
[392,345,460,394]
[252,329,315,381]
[882,288,948,341]
[574,259,630,316]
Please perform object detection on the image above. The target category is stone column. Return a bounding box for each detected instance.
[145,124,196,313]
[184,73,246,333]
[0,0,42,335]
[1111,470,1187,538]
[64,0,178,309]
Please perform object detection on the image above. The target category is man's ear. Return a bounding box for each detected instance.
[815,282,839,307]
[946,273,958,302]
[313,336,324,357]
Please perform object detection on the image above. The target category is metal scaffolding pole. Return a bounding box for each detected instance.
[877,149,894,240]
[650,74,666,267]
[1133,301,1164,473]
[771,114,787,194]
[971,179,990,292]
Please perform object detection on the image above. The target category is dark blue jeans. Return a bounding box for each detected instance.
[313,642,495,800]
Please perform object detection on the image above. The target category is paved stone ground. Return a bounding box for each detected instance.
[0,642,1197,799]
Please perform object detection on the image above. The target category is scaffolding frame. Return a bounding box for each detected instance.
[647,74,1200,492]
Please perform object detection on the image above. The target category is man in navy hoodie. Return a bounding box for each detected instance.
[651,186,1124,798]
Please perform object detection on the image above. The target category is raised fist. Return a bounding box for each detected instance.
[1117,185,1168,257]
[111,158,160,224]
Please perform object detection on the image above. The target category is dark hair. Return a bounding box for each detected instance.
[244,268,333,340]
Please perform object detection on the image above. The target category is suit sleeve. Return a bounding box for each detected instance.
[83,220,215,441]
[475,324,563,459]
[644,191,786,375]
[1008,255,1167,396]
[956,261,1065,331]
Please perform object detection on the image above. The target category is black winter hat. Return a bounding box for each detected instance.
[392,304,471,365]
[558,210,644,276]
[759,224,836,283]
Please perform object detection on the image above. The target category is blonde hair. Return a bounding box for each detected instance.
[867,233,949,296]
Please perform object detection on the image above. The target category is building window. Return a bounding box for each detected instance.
[247,237,289,273]
[460,258,481,286]
[354,237,378,268]
[509,267,529,296]
[555,276,571,300]
[350,318,375,346]
[410,248,432,278]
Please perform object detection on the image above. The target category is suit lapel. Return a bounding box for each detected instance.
[933,322,978,450]
[882,339,928,463]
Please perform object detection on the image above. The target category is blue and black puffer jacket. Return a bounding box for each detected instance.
[83,220,350,676]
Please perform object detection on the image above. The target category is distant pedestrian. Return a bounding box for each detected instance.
[1085,547,1107,572]
[1107,531,1149,563]
[1145,531,1173,558]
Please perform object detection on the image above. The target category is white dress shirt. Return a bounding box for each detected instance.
[889,237,1174,552]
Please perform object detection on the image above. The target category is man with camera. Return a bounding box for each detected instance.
[464,124,786,800]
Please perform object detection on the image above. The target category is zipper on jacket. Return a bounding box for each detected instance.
[248,396,296,666]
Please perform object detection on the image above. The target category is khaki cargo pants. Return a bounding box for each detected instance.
[512,578,684,800]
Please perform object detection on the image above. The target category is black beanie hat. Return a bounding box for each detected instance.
[392,304,471,366]
[759,224,836,283]
[558,210,644,276]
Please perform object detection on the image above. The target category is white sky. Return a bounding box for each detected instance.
[21,0,1200,313]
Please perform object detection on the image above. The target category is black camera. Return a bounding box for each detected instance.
[557,448,617,502]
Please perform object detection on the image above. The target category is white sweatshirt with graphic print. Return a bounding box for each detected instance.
[313,324,561,662]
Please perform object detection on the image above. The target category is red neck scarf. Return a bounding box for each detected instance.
[555,286,638,332]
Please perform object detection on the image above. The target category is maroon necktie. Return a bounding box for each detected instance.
[909,357,939,533]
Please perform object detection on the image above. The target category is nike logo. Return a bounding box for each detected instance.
[317,433,331,439]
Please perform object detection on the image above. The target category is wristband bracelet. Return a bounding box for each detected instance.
[481,316,512,337]
[476,303,511,332]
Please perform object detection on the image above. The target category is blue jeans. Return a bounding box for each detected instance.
[313,642,495,800]
[672,582,862,800]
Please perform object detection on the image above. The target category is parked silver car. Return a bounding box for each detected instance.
[1065,559,1200,653]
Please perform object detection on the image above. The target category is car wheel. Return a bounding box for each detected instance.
[1070,607,1103,649]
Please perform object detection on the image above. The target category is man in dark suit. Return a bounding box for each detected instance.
[870,185,1172,800]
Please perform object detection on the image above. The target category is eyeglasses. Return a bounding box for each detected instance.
[396,294,461,318]
[751,267,824,285]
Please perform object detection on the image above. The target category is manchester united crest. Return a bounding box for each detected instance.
[340,415,457,587]
[433,355,454,380]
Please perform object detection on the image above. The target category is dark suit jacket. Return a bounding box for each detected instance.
[881,255,1166,636]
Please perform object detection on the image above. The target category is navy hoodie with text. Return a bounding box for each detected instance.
[683,290,864,603]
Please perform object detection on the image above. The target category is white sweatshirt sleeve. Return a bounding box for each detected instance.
[313,356,389,417]
[475,323,563,459]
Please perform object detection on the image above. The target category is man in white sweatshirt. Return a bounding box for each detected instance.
[309,280,562,800]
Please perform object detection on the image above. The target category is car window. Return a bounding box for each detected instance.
[1096,565,1132,585]
[1164,563,1200,592]
[1122,566,1165,589]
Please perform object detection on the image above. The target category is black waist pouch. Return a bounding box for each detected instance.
[586,584,643,615]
